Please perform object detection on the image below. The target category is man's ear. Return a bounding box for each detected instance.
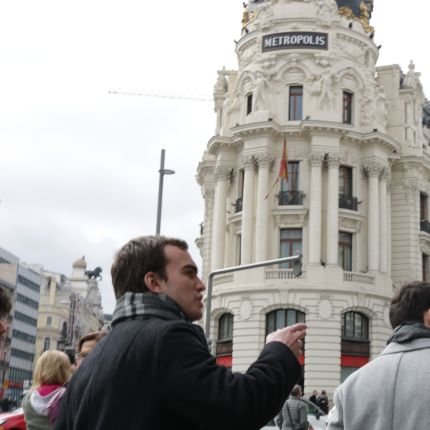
[144,272,163,293]
[423,309,430,328]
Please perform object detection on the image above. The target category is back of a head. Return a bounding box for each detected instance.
[34,350,71,387]
[291,384,302,398]
[389,281,430,328]
[78,331,107,353]
[111,235,188,299]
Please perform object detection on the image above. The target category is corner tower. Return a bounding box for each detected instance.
[197,0,429,397]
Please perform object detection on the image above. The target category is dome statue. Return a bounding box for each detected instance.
[72,256,87,269]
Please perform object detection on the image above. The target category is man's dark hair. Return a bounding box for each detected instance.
[0,287,12,319]
[78,331,107,353]
[111,235,188,299]
[389,281,430,328]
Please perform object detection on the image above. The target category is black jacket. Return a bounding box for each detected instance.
[55,317,301,430]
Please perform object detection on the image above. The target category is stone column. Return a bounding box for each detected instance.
[240,156,255,265]
[379,169,388,273]
[326,154,340,266]
[309,153,324,265]
[364,163,382,272]
[211,166,230,270]
[255,153,274,262]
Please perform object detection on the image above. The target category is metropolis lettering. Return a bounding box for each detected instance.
[262,32,328,52]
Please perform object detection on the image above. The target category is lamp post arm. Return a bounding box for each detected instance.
[204,254,302,345]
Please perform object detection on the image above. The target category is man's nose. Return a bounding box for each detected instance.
[196,277,206,291]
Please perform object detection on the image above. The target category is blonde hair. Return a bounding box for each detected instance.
[34,350,71,387]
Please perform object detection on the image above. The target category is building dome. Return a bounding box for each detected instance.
[72,257,86,269]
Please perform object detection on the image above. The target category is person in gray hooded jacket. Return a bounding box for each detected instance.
[327,280,430,430]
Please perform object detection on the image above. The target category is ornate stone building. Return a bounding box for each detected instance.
[34,258,104,368]
[197,0,430,397]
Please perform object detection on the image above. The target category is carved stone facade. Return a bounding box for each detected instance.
[197,0,429,399]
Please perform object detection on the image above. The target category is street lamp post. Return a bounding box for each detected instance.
[156,149,175,235]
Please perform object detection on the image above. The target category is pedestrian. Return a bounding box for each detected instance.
[317,390,329,415]
[276,384,309,430]
[327,280,430,429]
[22,350,72,429]
[55,235,307,430]
[75,331,107,367]
[309,390,318,406]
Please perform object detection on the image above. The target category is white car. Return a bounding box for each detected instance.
[262,399,327,430]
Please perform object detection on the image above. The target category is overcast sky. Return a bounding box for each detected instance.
[0,0,428,314]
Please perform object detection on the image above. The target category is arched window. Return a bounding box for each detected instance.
[266,308,305,336]
[216,313,234,367]
[342,311,369,340]
[341,311,370,382]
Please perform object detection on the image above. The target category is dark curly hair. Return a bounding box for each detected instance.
[389,281,430,328]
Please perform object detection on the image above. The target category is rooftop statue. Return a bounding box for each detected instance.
[336,0,374,32]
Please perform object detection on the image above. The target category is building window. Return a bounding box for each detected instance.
[423,254,429,281]
[341,311,370,382]
[43,337,51,352]
[266,309,305,336]
[338,232,352,271]
[343,91,353,124]
[339,166,357,210]
[47,316,52,326]
[246,93,253,115]
[235,169,244,213]
[342,312,369,340]
[420,192,428,220]
[288,86,303,121]
[280,229,302,269]
[339,166,352,196]
[279,162,303,205]
[216,313,234,367]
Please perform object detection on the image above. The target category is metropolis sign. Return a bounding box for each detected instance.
[262,32,328,52]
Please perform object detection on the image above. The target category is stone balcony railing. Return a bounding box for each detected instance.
[343,271,374,285]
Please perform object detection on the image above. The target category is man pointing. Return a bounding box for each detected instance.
[56,235,306,430]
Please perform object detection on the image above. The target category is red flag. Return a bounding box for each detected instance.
[278,138,288,181]
[264,138,289,199]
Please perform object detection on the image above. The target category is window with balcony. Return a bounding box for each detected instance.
[343,91,353,124]
[339,166,357,210]
[280,228,302,269]
[216,313,234,367]
[420,193,430,233]
[279,161,303,205]
[235,169,244,213]
[341,311,370,382]
[338,231,352,271]
[246,93,253,115]
[266,309,305,336]
[288,86,303,121]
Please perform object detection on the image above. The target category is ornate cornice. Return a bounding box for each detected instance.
[326,153,341,169]
[255,153,275,168]
[309,152,325,167]
[362,162,385,178]
[273,209,309,228]
[241,155,255,170]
